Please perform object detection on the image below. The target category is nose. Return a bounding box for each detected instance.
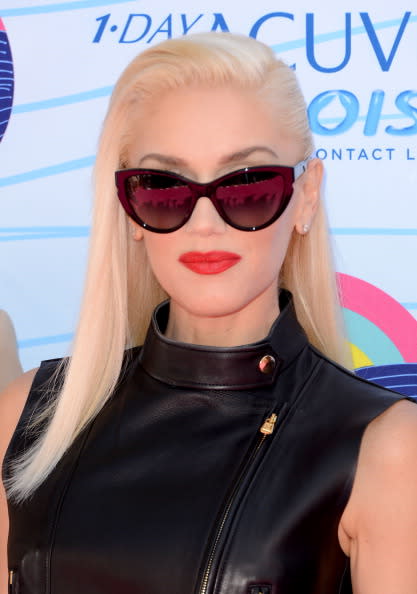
[184,196,227,235]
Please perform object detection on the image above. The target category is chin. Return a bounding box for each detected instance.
[174,293,251,319]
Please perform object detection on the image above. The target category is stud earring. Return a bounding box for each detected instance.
[131,226,143,241]
[302,223,310,234]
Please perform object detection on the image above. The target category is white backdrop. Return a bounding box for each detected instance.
[1,0,416,372]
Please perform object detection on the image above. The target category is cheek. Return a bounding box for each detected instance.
[258,234,288,280]
[142,233,181,292]
[251,211,296,273]
[143,234,170,270]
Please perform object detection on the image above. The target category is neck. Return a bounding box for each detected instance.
[164,289,280,347]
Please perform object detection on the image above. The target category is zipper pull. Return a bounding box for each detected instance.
[260,413,277,436]
[8,570,14,594]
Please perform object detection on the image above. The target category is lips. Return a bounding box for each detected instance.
[179,251,241,275]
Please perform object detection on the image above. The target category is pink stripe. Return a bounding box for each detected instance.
[338,272,417,362]
[0,19,5,31]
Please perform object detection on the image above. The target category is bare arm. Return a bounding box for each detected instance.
[339,399,417,593]
[0,369,37,594]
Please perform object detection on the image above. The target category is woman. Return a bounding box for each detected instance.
[1,33,416,594]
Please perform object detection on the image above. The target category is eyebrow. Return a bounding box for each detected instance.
[219,146,279,165]
[137,146,279,168]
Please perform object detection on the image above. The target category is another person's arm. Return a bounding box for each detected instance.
[0,311,23,392]
[0,370,37,594]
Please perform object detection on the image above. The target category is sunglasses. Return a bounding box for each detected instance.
[115,161,308,233]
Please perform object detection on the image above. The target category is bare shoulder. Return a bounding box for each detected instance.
[339,398,417,554]
[359,398,417,464]
[0,369,38,459]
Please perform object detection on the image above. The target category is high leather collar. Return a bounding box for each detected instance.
[139,290,308,390]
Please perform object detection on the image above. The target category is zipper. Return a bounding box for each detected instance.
[197,411,280,594]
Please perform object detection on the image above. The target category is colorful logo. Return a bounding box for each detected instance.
[338,272,417,368]
[0,17,14,142]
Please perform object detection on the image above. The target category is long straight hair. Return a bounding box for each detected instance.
[7,32,350,501]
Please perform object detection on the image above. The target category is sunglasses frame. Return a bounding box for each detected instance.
[115,161,309,233]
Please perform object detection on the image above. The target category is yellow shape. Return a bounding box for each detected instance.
[350,343,373,369]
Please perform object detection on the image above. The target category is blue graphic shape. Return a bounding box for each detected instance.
[0,226,90,241]
[356,363,417,398]
[0,156,95,186]
[343,309,404,365]
[12,86,113,114]
[331,228,417,236]
[0,21,14,142]
[18,333,73,349]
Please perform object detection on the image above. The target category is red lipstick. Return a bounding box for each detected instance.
[179,251,241,275]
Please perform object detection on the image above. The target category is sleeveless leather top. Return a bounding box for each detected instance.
[4,292,410,594]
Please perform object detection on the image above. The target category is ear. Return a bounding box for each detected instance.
[130,220,144,241]
[294,157,323,235]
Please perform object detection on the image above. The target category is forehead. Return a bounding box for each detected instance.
[126,86,300,173]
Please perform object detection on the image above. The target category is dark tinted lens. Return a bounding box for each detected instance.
[216,171,286,228]
[126,173,192,230]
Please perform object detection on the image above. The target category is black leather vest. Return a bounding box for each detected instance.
[4,293,409,594]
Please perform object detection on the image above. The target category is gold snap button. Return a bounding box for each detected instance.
[258,354,276,374]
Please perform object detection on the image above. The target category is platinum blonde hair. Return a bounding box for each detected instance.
[7,32,350,501]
